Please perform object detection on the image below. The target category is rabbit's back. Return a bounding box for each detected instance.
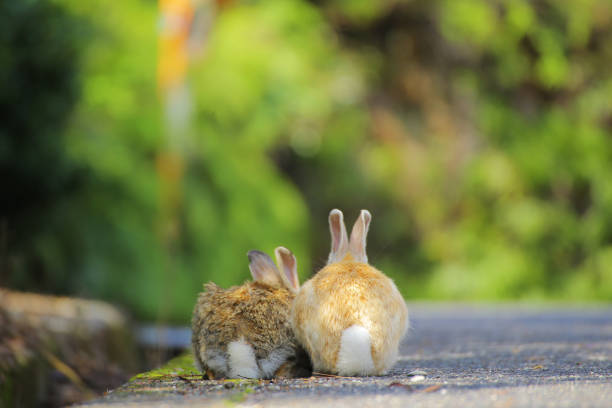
[192,282,301,378]
[292,261,408,375]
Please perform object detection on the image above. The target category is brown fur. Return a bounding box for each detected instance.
[292,258,408,375]
[191,281,310,379]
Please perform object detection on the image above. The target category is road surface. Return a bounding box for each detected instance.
[82,303,612,407]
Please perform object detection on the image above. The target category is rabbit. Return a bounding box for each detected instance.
[191,247,311,379]
[291,209,409,376]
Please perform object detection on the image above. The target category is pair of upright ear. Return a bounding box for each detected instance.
[247,247,299,294]
[328,209,372,264]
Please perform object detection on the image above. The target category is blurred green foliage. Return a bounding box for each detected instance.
[1,0,611,322]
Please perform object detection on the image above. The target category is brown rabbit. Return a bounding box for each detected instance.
[191,247,311,379]
[292,209,409,376]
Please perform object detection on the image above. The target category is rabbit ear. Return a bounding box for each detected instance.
[247,250,282,287]
[349,209,372,263]
[328,209,349,264]
[274,246,299,294]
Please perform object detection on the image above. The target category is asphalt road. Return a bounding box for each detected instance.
[83,303,612,407]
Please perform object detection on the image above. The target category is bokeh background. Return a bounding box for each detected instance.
[2,0,612,324]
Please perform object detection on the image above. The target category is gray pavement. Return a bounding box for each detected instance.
[83,303,612,407]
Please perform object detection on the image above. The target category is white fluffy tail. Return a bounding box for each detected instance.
[228,339,260,378]
[336,325,375,376]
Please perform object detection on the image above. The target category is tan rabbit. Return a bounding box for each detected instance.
[191,247,311,379]
[292,209,408,376]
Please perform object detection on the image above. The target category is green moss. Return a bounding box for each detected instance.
[122,353,262,405]
[130,352,200,381]
[128,353,262,387]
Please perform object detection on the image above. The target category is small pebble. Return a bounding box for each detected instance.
[407,370,428,377]
[224,382,235,389]
[410,375,426,383]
